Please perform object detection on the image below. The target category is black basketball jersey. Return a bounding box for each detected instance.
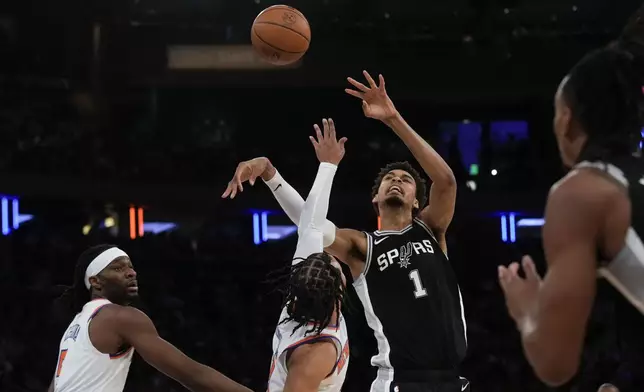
[352,217,467,375]
[572,155,644,388]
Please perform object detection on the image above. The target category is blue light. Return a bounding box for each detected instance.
[1,198,9,235]
[501,214,508,243]
[253,213,261,245]
[12,199,19,229]
[517,218,545,227]
[261,212,268,242]
[509,213,516,243]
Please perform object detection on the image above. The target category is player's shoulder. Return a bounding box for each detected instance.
[550,166,624,205]
[287,339,337,373]
[98,305,151,329]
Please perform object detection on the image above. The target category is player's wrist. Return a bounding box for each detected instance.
[382,111,403,128]
[261,160,277,182]
[319,162,338,171]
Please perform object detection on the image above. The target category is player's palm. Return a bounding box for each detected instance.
[309,118,347,166]
[498,255,542,331]
[345,71,398,121]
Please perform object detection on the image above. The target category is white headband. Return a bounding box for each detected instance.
[84,247,129,289]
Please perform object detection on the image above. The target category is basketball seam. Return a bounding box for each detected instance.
[254,21,310,43]
[256,6,308,22]
[252,28,307,54]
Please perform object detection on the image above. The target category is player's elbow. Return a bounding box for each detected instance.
[534,357,579,387]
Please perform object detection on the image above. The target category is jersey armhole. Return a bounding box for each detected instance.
[283,335,342,377]
[354,232,373,282]
[413,218,449,259]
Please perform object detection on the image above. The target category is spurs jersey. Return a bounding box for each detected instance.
[268,306,350,392]
[54,299,134,392]
[353,218,467,390]
[573,157,644,328]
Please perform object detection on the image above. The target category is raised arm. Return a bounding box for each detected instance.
[345,71,456,247]
[498,171,620,386]
[114,306,251,392]
[221,120,367,275]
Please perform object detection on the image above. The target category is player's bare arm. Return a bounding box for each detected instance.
[112,306,252,392]
[221,119,368,277]
[499,170,624,386]
[283,342,338,392]
[345,71,456,252]
[47,377,54,392]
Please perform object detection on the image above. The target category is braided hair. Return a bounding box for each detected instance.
[564,4,644,162]
[371,161,428,216]
[56,244,117,316]
[279,252,345,336]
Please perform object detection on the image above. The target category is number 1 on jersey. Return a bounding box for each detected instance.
[409,269,428,298]
[56,349,68,377]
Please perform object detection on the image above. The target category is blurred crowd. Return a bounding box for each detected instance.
[1,212,642,392]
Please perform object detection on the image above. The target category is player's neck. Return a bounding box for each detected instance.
[379,211,412,231]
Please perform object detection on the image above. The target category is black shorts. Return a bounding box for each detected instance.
[390,377,470,392]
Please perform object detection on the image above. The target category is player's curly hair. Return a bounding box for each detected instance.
[279,252,345,336]
[565,4,644,162]
[56,244,117,315]
[371,161,428,216]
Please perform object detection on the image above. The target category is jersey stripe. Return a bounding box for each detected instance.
[352,277,393,392]
[600,228,644,314]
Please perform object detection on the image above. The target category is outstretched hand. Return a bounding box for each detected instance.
[221,157,272,199]
[345,71,398,121]
[498,255,542,334]
[309,118,347,166]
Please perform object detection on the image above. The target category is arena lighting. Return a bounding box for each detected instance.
[129,207,144,240]
[499,213,517,243]
[0,197,33,236]
[252,210,298,245]
[1,198,8,235]
[517,218,545,227]
[143,222,177,234]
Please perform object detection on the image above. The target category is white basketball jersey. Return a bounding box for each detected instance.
[54,299,134,392]
[267,306,349,392]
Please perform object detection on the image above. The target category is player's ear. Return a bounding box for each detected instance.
[89,276,102,291]
[372,194,378,204]
[413,199,419,209]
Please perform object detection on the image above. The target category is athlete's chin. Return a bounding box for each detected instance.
[383,195,406,208]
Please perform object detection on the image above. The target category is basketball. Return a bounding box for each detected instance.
[251,5,311,66]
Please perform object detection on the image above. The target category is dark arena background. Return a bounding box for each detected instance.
[2,0,644,391]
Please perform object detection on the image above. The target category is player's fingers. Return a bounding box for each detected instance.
[344,89,364,99]
[248,168,257,186]
[309,136,319,150]
[498,266,510,290]
[379,74,386,91]
[347,77,369,92]
[322,118,330,140]
[508,262,520,277]
[328,118,336,140]
[221,183,233,198]
[522,255,540,282]
[363,70,377,88]
[338,136,347,146]
[314,124,323,143]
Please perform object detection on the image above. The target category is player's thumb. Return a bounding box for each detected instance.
[338,137,348,146]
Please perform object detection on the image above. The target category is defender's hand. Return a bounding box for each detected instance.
[499,255,543,336]
[309,118,347,166]
[345,71,398,121]
[221,157,272,199]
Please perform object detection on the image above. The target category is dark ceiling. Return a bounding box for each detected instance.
[0,0,642,100]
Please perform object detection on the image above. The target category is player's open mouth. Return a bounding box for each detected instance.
[388,185,403,195]
[127,281,139,292]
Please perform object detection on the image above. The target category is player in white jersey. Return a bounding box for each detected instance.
[224,118,350,392]
[498,3,644,389]
[49,244,252,392]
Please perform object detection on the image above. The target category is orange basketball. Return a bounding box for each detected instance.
[251,5,311,66]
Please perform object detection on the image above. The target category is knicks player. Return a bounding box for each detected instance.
[265,119,349,392]
[498,4,644,388]
[49,244,251,392]
[223,77,468,392]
